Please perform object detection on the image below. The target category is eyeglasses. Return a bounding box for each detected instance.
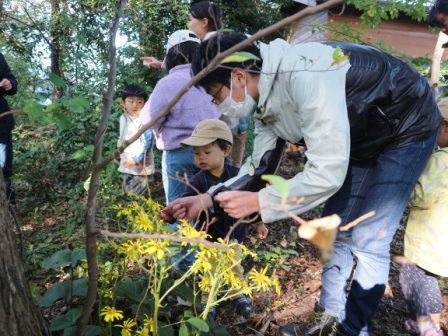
[210,83,226,106]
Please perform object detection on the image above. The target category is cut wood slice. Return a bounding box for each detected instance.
[298,214,341,262]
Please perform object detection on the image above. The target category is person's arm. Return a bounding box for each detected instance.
[411,151,448,208]
[132,129,153,164]
[0,53,18,95]
[140,56,163,70]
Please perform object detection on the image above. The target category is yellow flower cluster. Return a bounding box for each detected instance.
[97,196,282,335]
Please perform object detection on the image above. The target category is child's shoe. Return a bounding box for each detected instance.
[422,329,443,336]
[229,295,254,317]
[197,304,217,320]
[405,320,420,335]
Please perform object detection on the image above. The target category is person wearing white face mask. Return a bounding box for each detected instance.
[162,32,441,336]
[215,72,258,119]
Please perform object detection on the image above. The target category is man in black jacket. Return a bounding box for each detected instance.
[0,53,18,203]
[165,33,441,335]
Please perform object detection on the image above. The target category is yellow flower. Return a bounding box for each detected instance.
[99,306,124,322]
[143,314,155,332]
[240,281,253,298]
[248,266,272,292]
[198,277,212,293]
[195,253,212,272]
[120,239,145,258]
[135,326,150,336]
[115,318,136,335]
[135,210,154,232]
[146,240,168,260]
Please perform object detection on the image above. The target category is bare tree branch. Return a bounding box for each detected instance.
[75,1,127,335]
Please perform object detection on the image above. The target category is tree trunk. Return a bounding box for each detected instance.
[50,0,64,99]
[430,31,448,98]
[0,172,43,336]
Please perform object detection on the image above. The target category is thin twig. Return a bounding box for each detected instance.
[100,230,231,252]
[339,210,375,231]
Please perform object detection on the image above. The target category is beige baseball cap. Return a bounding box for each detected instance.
[166,30,200,54]
[181,119,233,147]
[438,97,448,119]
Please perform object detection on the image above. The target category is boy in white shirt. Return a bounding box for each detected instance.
[118,84,154,196]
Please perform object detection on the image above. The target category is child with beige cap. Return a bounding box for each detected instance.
[399,98,448,336]
[176,119,268,319]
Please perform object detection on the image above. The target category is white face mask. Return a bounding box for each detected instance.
[218,73,257,118]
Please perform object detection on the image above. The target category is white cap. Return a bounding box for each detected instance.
[166,30,200,54]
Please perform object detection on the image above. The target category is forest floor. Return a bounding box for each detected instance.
[14,147,448,336]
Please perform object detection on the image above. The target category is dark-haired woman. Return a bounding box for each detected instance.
[139,30,220,205]
[140,1,221,69]
[188,1,222,40]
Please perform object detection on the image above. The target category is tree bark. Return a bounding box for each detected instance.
[0,172,43,336]
[430,31,448,98]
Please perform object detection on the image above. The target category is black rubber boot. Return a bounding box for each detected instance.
[277,302,340,336]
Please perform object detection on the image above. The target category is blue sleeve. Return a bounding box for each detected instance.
[132,129,153,163]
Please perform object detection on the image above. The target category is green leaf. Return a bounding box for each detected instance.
[9,174,28,180]
[172,284,201,307]
[62,325,102,336]
[77,35,87,45]
[42,249,86,269]
[30,283,42,300]
[331,52,351,66]
[157,321,174,336]
[36,114,53,124]
[71,249,87,267]
[187,318,209,332]
[50,307,83,331]
[261,174,290,200]
[221,51,260,64]
[23,101,44,118]
[42,250,73,269]
[53,112,72,130]
[62,13,75,27]
[49,73,67,91]
[63,98,87,113]
[46,103,62,111]
[332,46,342,59]
[71,150,86,160]
[38,278,88,307]
[179,323,189,336]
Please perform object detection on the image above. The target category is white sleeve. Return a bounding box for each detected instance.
[258,66,350,223]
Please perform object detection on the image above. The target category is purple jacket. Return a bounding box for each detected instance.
[140,64,221,151]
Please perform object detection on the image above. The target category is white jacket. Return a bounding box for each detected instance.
[118,114,155,176]
[211,39,351,223]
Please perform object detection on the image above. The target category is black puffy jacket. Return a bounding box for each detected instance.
[0,53,18,135]
[326,42,441,160]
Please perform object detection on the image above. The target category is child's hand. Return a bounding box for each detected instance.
[124,158,136,168]
[255,223,268,240]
